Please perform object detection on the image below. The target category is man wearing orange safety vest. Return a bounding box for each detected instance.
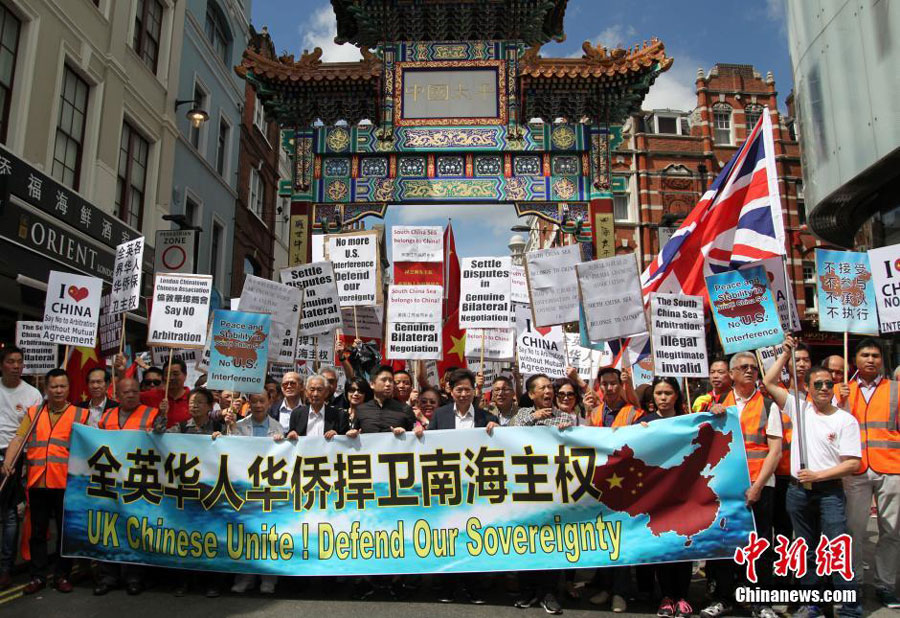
[1,368,87,595]
[93,377,162,596]
[591,367,643,428]
[701,352,783,618]
[838,338,900,609]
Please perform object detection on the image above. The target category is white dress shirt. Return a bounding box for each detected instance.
[87,397,107,428]
[857,375,883,404]
[279,398,301,431]
[306,404,325,437]
[454,403,475,430]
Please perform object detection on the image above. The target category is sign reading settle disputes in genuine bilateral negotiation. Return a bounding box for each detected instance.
[63,412,754,575]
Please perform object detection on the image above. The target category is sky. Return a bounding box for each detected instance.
[251,0,793,259]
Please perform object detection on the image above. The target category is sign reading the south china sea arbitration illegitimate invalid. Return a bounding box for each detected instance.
[147,274,213,348]
[650,293,708,378]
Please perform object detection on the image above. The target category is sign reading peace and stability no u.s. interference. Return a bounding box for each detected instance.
[63,413,754,576]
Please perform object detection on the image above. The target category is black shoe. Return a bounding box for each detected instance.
[93,583,113,596]
[351,580,376,601]
[205,587,221,598]
[465,588,486,605]
[126,582,141,596]
[515,591,539,609]
[174,584,188,597]
[437,587,455,603]
[541,593,563,615]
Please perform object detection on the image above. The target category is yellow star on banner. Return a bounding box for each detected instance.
[606,473,624,489]
[76,346,98,367]
[448,332,466,361]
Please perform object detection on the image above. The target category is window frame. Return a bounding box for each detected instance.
[744,105,763,133]
[612,193,630,223]
[210,218,225,288]
[204,1,230,65]
[0,4,21,144]
[215,114,231,177]
[115,120,150,230]
[132,0,163,73]
[248,166,264,222]
[51,65,89,190]
[654,114,681,136]
[713,104,733,145]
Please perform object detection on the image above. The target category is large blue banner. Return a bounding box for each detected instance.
[63,413,754,575]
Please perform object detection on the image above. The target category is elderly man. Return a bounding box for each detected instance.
[77,367,117,427]
[701,353,782,618]
[824,354,846,386]
[285,374,355,440]
[268,372,305,432]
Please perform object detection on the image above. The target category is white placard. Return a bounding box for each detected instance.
[757,344,790,384]
[296,334,335,364]
[149,347,205,388]
[387,285,442,323]
[510,265,529,304]
[340,306,383,340]
[577,254,647,341]
[195,323,213,373]
[154,230,196,274]
[561,333,609,382]
[740,257,801,333]
[524,245,581,327]
[459,257,512,329]
[465,328,515,362]
[229,298,240,311]
[16,321,58,374]
[515,304,565,378]
[327,232,379,307]
[391,226,443,262]
[239,275,303,364]
[42,271,103,346]
[868,243,900,333]
[386,321,442,360]
[111,237,144,314]
[650,293,708,378]
[280,262,343,335]
[147,274,212,348]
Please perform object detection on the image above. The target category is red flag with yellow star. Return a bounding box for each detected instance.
[438,308,467,376]
[66,340,106,404]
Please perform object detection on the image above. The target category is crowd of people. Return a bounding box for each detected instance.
[0,335,897,618]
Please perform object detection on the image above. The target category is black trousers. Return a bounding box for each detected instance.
[28,487,70,580]
[518,570,559,597]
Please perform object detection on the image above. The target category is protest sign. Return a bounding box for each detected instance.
[15,321,57,374]
[327,231,380,307]
[207,310,271,392]
[386,322,442,360]
[42,271,103,346]
[465,328,515,362]
[296,334,335,364]
[391,226,443,262]
[151,346,204,389]
[387,285,442,324]
[394,262,443,286]
[756,345,790,385]
[341,306,383,340]
[740,257,800,333]
[632,357,654,387]
[510,265,529,304]
[98,295,121,357]
[706,266,784,354]
[147,274,212,348]
[280,262,343,335]
[515,305,565,378]
[577,254,647,342]
[562,333,607,382]
[458,257,512,330]
[867,243,900,333]
[524,245,581,327]
[65,414,754,574]
[650,293,708,378]
[110,237,144,315]
[154,230,195,274]
[815,248,879,335]
[239,275,303,364]
[229,298,240,311]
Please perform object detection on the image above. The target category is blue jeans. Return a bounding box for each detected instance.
[785,482,860,618]
[0,501,16,573]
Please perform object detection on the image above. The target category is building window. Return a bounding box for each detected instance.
[210,221,223,286]
[243,256,258,278]
[189,82,207,150]
[215,117,230,176]
[52,66,89,190]
[713,105,732,145]
[613,194,629,222]
[116,122,149,229]
[745,105,763,132]
[204,2,229,65]
[656,116,678,135]
[249,168,263,220]
[184,195,199,227]
[253,92,266,134]
[0,5,20,144]
[133,0,162,73]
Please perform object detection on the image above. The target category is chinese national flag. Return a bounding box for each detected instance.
[443,223,460,320]
[66,340,106,404]
[437,308,467,376]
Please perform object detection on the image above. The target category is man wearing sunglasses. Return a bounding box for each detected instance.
[763,336,862,618]
[140,367,164,392]
[836,338,900,609]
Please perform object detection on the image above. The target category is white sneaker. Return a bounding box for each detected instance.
[612,595,627,613]
[231,574,254,594]
[590,590,610,605]
[259,576,276,594]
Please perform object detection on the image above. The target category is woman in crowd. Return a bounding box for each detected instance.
[394,370,414,405]
[345,377,373,427]
[413,386,442,430]
[553,378,584,425]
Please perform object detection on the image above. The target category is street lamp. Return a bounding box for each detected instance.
[175,98,209,129]
[162,213,202,232]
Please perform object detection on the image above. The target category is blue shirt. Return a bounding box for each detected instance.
[251,419,269,437]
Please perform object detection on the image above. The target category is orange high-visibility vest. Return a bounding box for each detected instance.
[611,405,644,427]
[846,379,900,474]
[98,405,158,431]
[25,404,87,489]
[724,390,775,483]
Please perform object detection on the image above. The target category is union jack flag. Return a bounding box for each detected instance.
[640,110,786,302]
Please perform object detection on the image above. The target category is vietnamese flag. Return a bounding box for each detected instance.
[437,308,467,377]
[66,340,106,404]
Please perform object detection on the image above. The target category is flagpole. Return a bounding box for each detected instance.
[843,331,849,384]
[780,255,807,474]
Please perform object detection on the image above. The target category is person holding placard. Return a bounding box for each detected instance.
[123,355,190,428]
[590,368,643,428]
[0,346,41,589]
[2,369,87,594]
[837,338,900,608]
[762,337,862,618]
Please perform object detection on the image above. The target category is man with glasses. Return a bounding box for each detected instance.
[140,358,190,428]
[701,353,782,618]
[268,372,305,433]
[837,338,900,608]
[763,336,862,618]
[140,367,164,392]
[485,376,518,425]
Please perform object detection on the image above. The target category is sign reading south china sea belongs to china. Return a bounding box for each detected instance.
[42,271,103,346]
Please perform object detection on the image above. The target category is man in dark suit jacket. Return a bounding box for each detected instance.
[77,367,118,427]
[285,374,356,439]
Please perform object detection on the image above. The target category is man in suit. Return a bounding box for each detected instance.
[285,374,357,440]
[77,367,118,427]
[417,369,498,604]
[269,372,304,432]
